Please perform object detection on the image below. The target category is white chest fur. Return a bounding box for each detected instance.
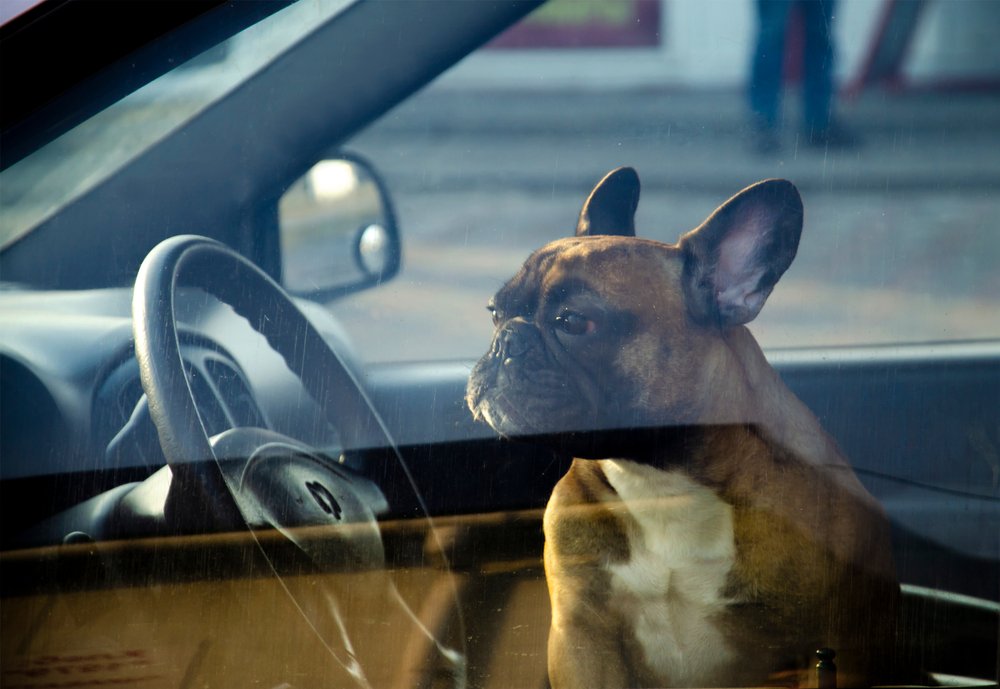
[600,459,737,686]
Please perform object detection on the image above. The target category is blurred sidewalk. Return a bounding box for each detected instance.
[356,87,1000,194]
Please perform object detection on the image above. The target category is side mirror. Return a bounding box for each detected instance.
[279,152,401,301]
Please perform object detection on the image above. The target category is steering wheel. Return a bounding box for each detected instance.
[132,235,390,525]
[131,235,464,686]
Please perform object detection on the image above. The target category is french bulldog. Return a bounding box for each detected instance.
[466,168,917,688]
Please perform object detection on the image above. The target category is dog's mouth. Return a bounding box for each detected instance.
[472,388,707,460]
[466,346,611,439]
[470,382,624,440]
[469,389,541,438]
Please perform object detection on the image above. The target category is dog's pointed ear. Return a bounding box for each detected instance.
[679,179,802,327]
[576,167,640,237]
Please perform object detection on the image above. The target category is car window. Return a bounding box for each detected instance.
[326,0,1000,362]
[2,1,997,688]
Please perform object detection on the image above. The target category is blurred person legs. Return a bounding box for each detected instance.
[748,0,858,153]
[749,0,792,152]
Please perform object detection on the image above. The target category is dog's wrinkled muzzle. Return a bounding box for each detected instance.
[491,318,540,364]
[467,320,552,435]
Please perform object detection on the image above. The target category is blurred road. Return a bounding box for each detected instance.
[330,88,1000,362]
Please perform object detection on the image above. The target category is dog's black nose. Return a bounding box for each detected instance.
[493,319,536,361]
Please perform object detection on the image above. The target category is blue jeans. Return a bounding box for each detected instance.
[749,0,836,131]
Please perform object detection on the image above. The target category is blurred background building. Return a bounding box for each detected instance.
[441,0,1000,93]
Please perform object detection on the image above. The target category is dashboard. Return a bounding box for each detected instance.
[0,286,348,539]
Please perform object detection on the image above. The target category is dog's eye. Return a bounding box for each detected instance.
[555,310,596,336]
[486,303,499,325]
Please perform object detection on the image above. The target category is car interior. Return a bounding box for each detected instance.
[1,1,998,687]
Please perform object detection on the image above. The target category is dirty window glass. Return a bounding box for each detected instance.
[329,0,1000,362]
[2,2,998,689]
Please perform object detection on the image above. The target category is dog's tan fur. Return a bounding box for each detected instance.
[467,168,916,687]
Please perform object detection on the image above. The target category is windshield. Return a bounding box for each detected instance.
[4,0,997,359]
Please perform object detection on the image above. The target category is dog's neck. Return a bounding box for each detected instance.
[693,326,850,472]
[550,327,846,473]
[635,326,887,569]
